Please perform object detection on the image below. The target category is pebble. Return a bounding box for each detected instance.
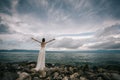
[39,70,46,78]
[62,76,69,80]
[80,76,88,80]
[17,72,31,80]
[33,77,40,80]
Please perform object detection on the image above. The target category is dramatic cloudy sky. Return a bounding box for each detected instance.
[0,0,120,50]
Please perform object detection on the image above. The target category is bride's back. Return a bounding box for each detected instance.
[41,42,46,48]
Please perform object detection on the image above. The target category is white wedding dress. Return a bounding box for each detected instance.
[35,47,45,71]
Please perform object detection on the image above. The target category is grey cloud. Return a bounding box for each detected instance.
[0,39,21,50]
[90,0,120,20]
[0,20,16,34]
[89,41,120,49]
[16,0,120,24]
[0,39,3,44]
[1,0,120,23]
[88,24,120,49]
[0,15,18,34]
[1,0,120,20]
[50,38,83,49]
[17,0,48,21]
[0,0,120,50]
[0,24,10,34]
[0,0,12,15]
[96,24,120,37]
[0,35,37,50]
[105,0,120,19]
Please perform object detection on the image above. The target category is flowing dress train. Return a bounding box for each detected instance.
[35,47,45,71]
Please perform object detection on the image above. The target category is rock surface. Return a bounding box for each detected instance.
[0,62,119,80]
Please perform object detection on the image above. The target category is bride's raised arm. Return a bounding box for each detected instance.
[31,37,41,43]
[46,39,55,43]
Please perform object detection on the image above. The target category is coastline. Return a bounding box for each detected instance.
[0,62,120,80]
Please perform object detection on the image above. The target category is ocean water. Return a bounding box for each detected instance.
[0,50,120,66]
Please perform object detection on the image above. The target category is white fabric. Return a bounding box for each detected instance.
[35,47,45,71]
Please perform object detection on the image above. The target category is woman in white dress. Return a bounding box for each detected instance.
[31,37,55,71]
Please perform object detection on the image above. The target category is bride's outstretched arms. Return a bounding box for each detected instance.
[31,37,41,43]
[46,39,55,43]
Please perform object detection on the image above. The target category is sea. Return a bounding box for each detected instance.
[0,50,120,66]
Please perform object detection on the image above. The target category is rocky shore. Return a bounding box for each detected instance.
[0,62,120,80]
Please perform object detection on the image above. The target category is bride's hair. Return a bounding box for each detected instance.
[42,38,45,42]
